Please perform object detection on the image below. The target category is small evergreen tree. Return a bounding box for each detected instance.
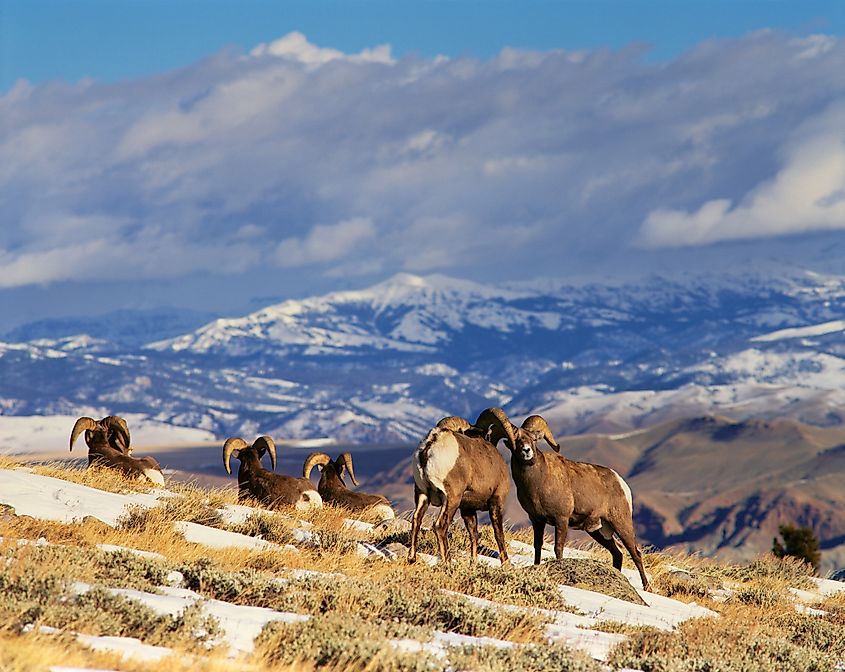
[772,524,821,574]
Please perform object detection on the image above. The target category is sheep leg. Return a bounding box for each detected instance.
[531,518,546,564]
[408,488,429,564]
[610,519,651,592]
[433,497,460,563]
[587,528,624,570]
[460,508,479,562]
[553,519,569,559]
[489,502,509,566]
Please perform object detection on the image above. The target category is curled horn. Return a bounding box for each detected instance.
[338,452,359,486]
[521,415,560,452]
[303,452,331,479]
[473,407,517,449]
[69,417,98,452]
[436,416,472,433]
[102,415,131,454]
[223,437,248,475]
[253,436,276,471]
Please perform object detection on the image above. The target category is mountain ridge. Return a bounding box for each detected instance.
[4,269,845,442]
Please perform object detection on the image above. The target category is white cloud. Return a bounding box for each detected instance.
[792,34,836,60]
[2,30,845,296]
[275,217,377,268]
[639,103,845,247]
[250,31,394,66]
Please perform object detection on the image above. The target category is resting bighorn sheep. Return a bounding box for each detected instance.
[487,407,650,590]
[223,436,322,511]
[69,415,164,485]
[303,452,395,520]
[409,411,512,565]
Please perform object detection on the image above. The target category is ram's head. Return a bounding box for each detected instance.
[472,407,559,464]
[303,452,359,486]
[69,415,131,454]
[223,435,276,475]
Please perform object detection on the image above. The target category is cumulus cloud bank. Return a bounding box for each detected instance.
[639,101,845,247]
[2,31,845,291]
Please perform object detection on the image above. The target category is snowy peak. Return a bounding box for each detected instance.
[147,272,557,355]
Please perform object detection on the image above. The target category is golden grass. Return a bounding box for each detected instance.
[0,629,256,672]
[0,629,138,672]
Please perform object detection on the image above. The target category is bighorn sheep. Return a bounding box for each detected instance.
[409,412,512,565]
[303,452,395,520]
[488,407,650,590]
[223,436,322,511]
[69,415,164,485]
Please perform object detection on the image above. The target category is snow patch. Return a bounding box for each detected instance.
[751,319,845,342]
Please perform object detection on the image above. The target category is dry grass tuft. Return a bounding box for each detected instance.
[720,554,817,589]
[448,640,603,672]
[608,602,845,671]
[530,558,647,605]
[255,613,438,672]
[26,459,162,494]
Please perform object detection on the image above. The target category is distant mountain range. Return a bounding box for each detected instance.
[4,268,845,569]
[3,269,845,441]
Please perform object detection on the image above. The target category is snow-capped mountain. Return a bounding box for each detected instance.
[4,269,845,444]
[148,273,562,356]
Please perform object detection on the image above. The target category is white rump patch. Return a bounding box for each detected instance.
[611,469,633,512]
[413,428,459,507]
[421,431,459,501]
[296,490,323,511]
[143,469,165,486]
[412,431,434,493]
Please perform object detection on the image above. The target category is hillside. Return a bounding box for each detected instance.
[1,459,844,671]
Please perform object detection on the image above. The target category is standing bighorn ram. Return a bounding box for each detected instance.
[485,407,650,590]
[303,452,394,519]
[409,410,513,565]
[224,436,322,511]
[69,415,164,485]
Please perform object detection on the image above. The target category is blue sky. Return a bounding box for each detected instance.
[2,1,845,331]
[3,1,844,90]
